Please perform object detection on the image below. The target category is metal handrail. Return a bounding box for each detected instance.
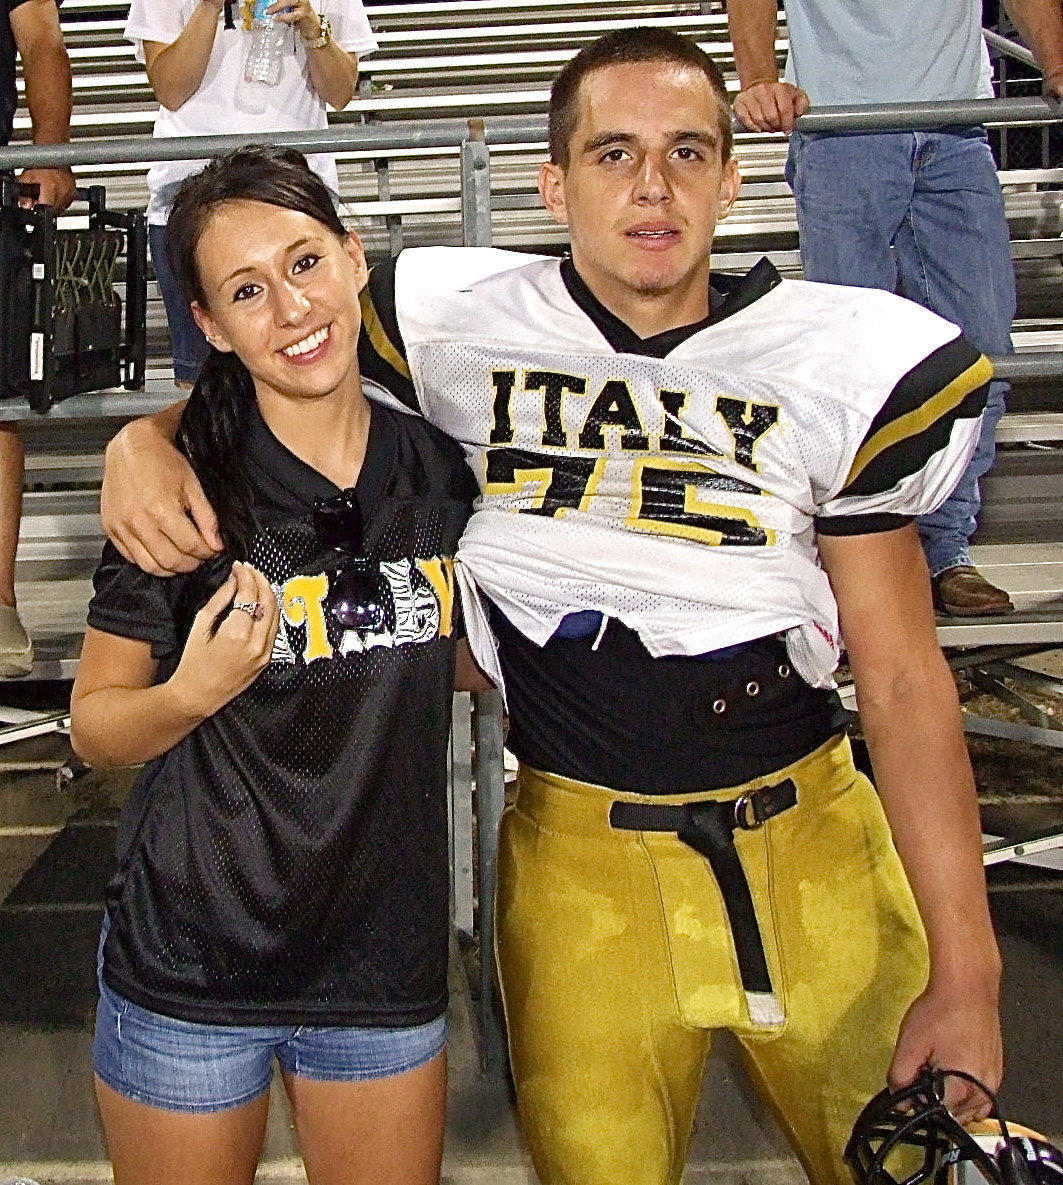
[992,353,1063,381]
[790,95,1063,134]
[984,28,1039,69]
[1,95,1062,170]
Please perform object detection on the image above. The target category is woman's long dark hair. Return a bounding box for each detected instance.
[166,145,349,558]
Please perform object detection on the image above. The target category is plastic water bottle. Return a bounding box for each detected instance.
[243,0,289,89]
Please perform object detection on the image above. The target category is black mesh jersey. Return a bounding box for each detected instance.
[89,399,476,1027]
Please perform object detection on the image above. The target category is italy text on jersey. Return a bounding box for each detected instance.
[482,369,780,548]
[266,555,457,664]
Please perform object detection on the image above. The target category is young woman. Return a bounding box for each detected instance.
[70,145,477,1185]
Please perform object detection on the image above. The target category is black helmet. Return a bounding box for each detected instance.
[846,1068,1063,1185]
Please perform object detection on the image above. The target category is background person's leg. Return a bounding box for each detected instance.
[0,423,31,676]
[894,129,1016,612]
[281,1052,447,1185]
[787,130,915,289]
[149,221,210,388]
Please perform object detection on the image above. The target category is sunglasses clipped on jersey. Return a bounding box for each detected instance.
[312,488,389,632]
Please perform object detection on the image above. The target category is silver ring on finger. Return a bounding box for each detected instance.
[232,600,264,621]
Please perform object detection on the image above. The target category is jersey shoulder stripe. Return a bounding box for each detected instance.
[358,257,416,409]
[359,247,553,413]
[840,336,991,499]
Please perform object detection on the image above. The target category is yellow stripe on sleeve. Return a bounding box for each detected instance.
[359,287,411,381]
[844,354,994,488]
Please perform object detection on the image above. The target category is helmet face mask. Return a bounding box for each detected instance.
[845,1069,1063,1185]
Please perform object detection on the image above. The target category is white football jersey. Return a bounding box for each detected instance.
[359,248,991,689]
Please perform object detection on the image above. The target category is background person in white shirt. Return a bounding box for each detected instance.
[124,0,377,387]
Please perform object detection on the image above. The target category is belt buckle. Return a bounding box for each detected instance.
[733,792,764,831]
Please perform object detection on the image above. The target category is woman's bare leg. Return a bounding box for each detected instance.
[95,1075,270,1185]
[282,1050,447,1185]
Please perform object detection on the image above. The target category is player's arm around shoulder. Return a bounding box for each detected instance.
[818,524,1002,1119]
[101,399,224,576]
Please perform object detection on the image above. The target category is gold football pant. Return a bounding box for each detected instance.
[494,736,930,1185]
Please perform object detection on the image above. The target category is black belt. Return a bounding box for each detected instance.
[609,779,797,1004]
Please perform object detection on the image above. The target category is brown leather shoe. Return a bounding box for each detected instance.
[932,565,1015,617]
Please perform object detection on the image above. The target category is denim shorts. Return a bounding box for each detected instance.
[92,923,447,1113]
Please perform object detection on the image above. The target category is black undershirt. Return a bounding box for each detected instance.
[493,607,849,794]
[491,259,849,793]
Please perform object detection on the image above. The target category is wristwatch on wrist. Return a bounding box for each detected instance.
[301,13,331,48]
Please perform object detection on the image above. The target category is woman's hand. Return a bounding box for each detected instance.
[169,561,280,718]
[267,0,323,42]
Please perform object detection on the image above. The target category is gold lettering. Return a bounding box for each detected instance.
[282,573,333,662]
[417,557,455,637]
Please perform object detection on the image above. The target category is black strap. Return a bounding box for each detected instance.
[223,0,236,29]
[609,780,797,998]
[677,804,772,994]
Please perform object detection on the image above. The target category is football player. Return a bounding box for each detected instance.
[99,27,1002,1185]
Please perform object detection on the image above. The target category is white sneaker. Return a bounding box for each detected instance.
[0,605,33,678]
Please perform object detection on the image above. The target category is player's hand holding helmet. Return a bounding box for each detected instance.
[846,1068,1063,1185]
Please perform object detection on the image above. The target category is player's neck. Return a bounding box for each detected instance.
[618,296,708,340]
[571,261,711,340]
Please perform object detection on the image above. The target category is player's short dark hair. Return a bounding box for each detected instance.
[548,26,733,169]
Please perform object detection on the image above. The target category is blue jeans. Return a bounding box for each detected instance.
[786,127,1015,575]
[149,222,210,385]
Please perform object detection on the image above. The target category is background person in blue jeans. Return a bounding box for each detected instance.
[728,0,1063,616]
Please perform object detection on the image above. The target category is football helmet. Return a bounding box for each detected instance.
[846,1068,1063,1185]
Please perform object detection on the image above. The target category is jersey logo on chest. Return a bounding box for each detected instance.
[482,369,782,548]
[265,555,456,665]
